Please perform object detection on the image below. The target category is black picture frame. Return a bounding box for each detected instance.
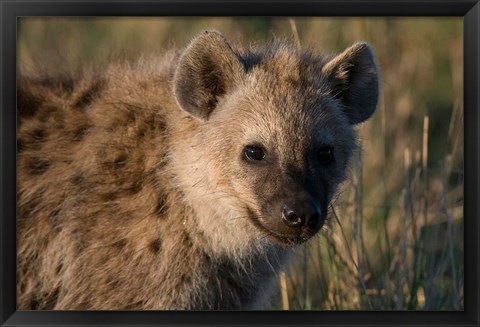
[1,0,478,326]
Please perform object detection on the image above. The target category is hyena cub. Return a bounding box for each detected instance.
[17,30,379,310]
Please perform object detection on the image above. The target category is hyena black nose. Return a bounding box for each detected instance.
[281,202,321,228]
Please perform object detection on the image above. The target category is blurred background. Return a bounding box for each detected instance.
[18,17,463,310]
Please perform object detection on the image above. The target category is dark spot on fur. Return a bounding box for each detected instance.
[73,78,105,110]
[32,128,47,142]
[29,251,39,262]
[136,128,147,139]
[72,124,92,142]
[48,208,61,230]
[41,288,60,309]
[70,173,85,185]
[155,114,167,132]
[147,168,159,185]
[17,88,43,119]
[181,231,193,248]
[106,277,120,289]
[20,198,40,216]
[149,239,162,254]
[102,151,128,171]
[100,191,120,202]
[38,76,75,94]
[158,156,169,169]
[27,158,51,175]
[126,110,136,124]
[128,180,143,195]
[29,288,60,310]
[19,283,26,294]
[286,76,301,87]
[137,114,167,139]
[18,76,74,125]
[112,238,127,249]
[28,298,40,310]
[69,226,92,255]
[113,153,128,167]
[180,273,192,286]
[76,238,89,255]
[100,180,143,202]
[18,127,49,152]
[17,138,25,153]
[154,195,169,217]
[55,263,63,275]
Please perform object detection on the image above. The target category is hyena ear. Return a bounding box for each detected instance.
[173,30,245,121]
[322,42,379,125]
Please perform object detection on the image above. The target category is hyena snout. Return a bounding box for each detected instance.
[260,193,326,246]
[281,200,322,229]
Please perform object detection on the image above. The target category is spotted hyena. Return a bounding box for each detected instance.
[17,30,379,310]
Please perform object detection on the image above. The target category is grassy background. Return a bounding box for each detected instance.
[18,17,464,310]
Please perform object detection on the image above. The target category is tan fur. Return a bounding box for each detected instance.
[17,31,378,310]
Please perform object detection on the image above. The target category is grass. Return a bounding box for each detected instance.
[17,17,464,310]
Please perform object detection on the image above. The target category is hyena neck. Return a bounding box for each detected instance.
[159,188,291,309]
[178,218,291,309]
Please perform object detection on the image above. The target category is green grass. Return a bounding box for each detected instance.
[18,17,464,310]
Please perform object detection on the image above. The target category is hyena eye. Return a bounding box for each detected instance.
[318,146,334,164]
[244,146,266,162]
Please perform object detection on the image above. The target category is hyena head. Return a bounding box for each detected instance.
[173,30,379,253]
